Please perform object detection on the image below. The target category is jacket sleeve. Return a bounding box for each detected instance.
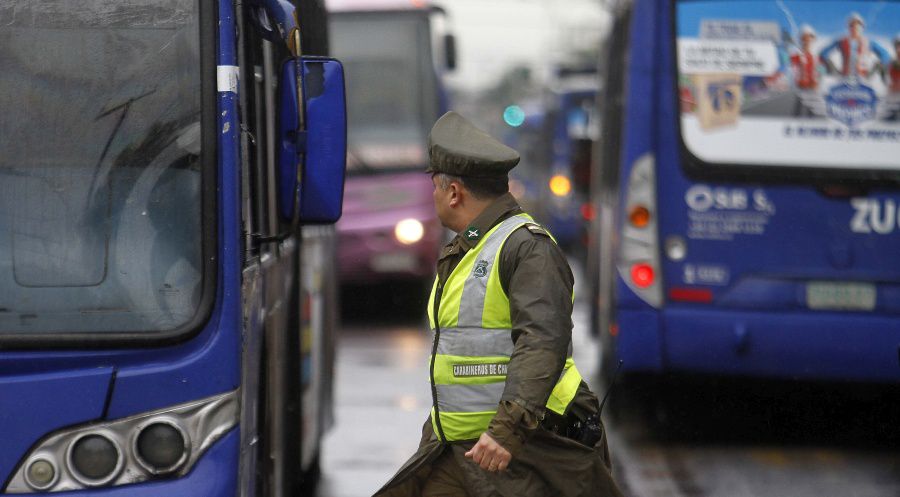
[487,227,574,454]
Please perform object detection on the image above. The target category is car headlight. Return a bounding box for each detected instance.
[6,391,237,493]
[394,218,425,245]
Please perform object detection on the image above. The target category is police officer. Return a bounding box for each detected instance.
[374,112,622,497]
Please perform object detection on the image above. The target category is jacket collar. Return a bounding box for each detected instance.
[454,193,522,251]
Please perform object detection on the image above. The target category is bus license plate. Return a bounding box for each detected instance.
[806,281,876,311]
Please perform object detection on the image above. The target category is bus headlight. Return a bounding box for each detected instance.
[69,434,122,484]
[395,218,424,245]
[25,459,57,490]
[6,391,237,493]
[135,421,189,474]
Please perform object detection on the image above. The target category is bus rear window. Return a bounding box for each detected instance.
[675,0,900,173]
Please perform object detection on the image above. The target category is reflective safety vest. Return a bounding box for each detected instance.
[427,214,583,442]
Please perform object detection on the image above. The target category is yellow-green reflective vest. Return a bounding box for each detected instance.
[427,214,582,442]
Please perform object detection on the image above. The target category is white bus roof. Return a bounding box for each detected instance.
[325,0,431,13]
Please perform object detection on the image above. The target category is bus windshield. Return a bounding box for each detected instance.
[0,0,205,335]
[330,12,438,173]
[675,0,900,173]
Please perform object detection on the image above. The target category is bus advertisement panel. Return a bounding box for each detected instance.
[593,0,900,384]
[677,1,900,172]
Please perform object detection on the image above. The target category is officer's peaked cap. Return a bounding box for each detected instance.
[426,111,520,177]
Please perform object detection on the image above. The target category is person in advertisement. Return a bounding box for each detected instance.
[890,34,900,93]
[819,12,891,79]
[373,112,622,497]
[791,24,821,90]
[790,24,822,116]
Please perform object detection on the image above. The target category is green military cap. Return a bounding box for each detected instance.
[426,111,520,177]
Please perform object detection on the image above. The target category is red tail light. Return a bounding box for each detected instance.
[581,203,596,221]
[630,263,655,288]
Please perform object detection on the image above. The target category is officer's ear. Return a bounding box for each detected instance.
[447,180,463,208]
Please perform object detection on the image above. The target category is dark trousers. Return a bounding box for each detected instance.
[421,450,471,497]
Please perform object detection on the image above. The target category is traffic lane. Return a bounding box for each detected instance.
[607,371,900,496]
[316,324,432,497]
[315,288,900,497]
[610,424,900,497]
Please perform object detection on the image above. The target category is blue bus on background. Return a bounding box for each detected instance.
[0,0,346,495]
[543,77,599,254]
[590,0,900,385]
[502,76,599,254]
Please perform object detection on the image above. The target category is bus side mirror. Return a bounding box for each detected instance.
[444,34,457,71]
[277,57,347,225]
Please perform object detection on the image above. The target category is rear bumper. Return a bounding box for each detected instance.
[615,308,900,382]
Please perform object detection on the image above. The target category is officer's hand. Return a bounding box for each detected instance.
[464,433,511,473]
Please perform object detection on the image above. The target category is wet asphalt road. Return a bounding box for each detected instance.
[315,281,900,497]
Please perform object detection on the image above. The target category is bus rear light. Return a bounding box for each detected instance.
[549,174,572,197]
[581,202,596,221]
[609,323,619,336]
[628,205,650,227]
[630,263,655,288]
[669,287,714,303]
[664,235,687,261]
[616,153,663,307]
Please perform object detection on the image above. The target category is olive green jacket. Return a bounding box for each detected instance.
[373,194,622,497]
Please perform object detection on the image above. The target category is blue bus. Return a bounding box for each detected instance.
[0,0,346,495]
[502,77,598,253]
[591,0,900,384]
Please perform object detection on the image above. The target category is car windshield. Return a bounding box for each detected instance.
[0,0,205,334]
[330,13,439,173]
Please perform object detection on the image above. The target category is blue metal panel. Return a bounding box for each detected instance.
[615,0,659,310]
[616,310,664,372]
[664,308,900,382]
[0,368,112,486]
[2,428,241,497]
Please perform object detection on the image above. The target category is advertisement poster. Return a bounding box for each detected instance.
[677,1,900,170]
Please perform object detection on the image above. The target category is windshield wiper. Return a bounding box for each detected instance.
[94,88,157,167]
